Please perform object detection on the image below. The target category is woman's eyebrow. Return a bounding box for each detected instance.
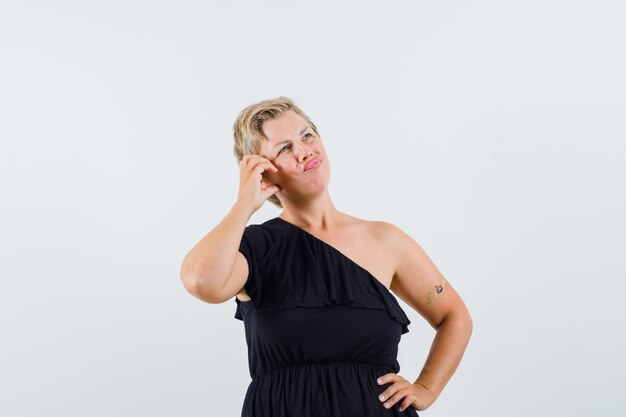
[271,126,310,150]
[272,139,291,150]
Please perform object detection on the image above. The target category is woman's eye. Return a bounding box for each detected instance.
[278,134,313,155]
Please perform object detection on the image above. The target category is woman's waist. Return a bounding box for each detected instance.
[243,362,418,416]
[252,360,398,381]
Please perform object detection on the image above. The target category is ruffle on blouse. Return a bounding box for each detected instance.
[234,218,411,335]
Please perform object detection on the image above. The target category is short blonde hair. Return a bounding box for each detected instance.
[232,96,320,209]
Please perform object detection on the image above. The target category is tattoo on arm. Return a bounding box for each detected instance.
[426,276,447,304]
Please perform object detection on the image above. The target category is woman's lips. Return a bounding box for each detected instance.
[305,158,321,171]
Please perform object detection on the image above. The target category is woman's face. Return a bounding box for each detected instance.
[258,109,330,203]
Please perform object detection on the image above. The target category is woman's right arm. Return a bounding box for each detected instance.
[179,201,254,303]
[179,155,280,304]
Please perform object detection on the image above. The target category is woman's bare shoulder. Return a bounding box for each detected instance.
[344,215,407,242]
[343,215,412,256]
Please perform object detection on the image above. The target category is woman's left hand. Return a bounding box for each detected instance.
[376,373,435,412]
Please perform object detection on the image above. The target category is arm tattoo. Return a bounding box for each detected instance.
[426,276,447,304]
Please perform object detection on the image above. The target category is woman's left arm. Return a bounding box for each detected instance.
[378,222,473,411]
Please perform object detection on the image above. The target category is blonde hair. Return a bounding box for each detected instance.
[232,96,320,209]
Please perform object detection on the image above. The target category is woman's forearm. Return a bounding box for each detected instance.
[413,309,473,400]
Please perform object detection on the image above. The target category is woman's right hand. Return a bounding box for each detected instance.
[236,155,282,213]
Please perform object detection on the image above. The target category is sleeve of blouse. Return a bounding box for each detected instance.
[237,225,272,303]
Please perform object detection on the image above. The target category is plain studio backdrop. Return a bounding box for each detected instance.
[1,1,624,416]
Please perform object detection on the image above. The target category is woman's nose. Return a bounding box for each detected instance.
[293,142,310,160]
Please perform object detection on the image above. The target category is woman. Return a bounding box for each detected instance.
[180,96,473,416]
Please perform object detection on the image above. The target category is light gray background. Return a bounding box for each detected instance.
[1,1,624,416]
